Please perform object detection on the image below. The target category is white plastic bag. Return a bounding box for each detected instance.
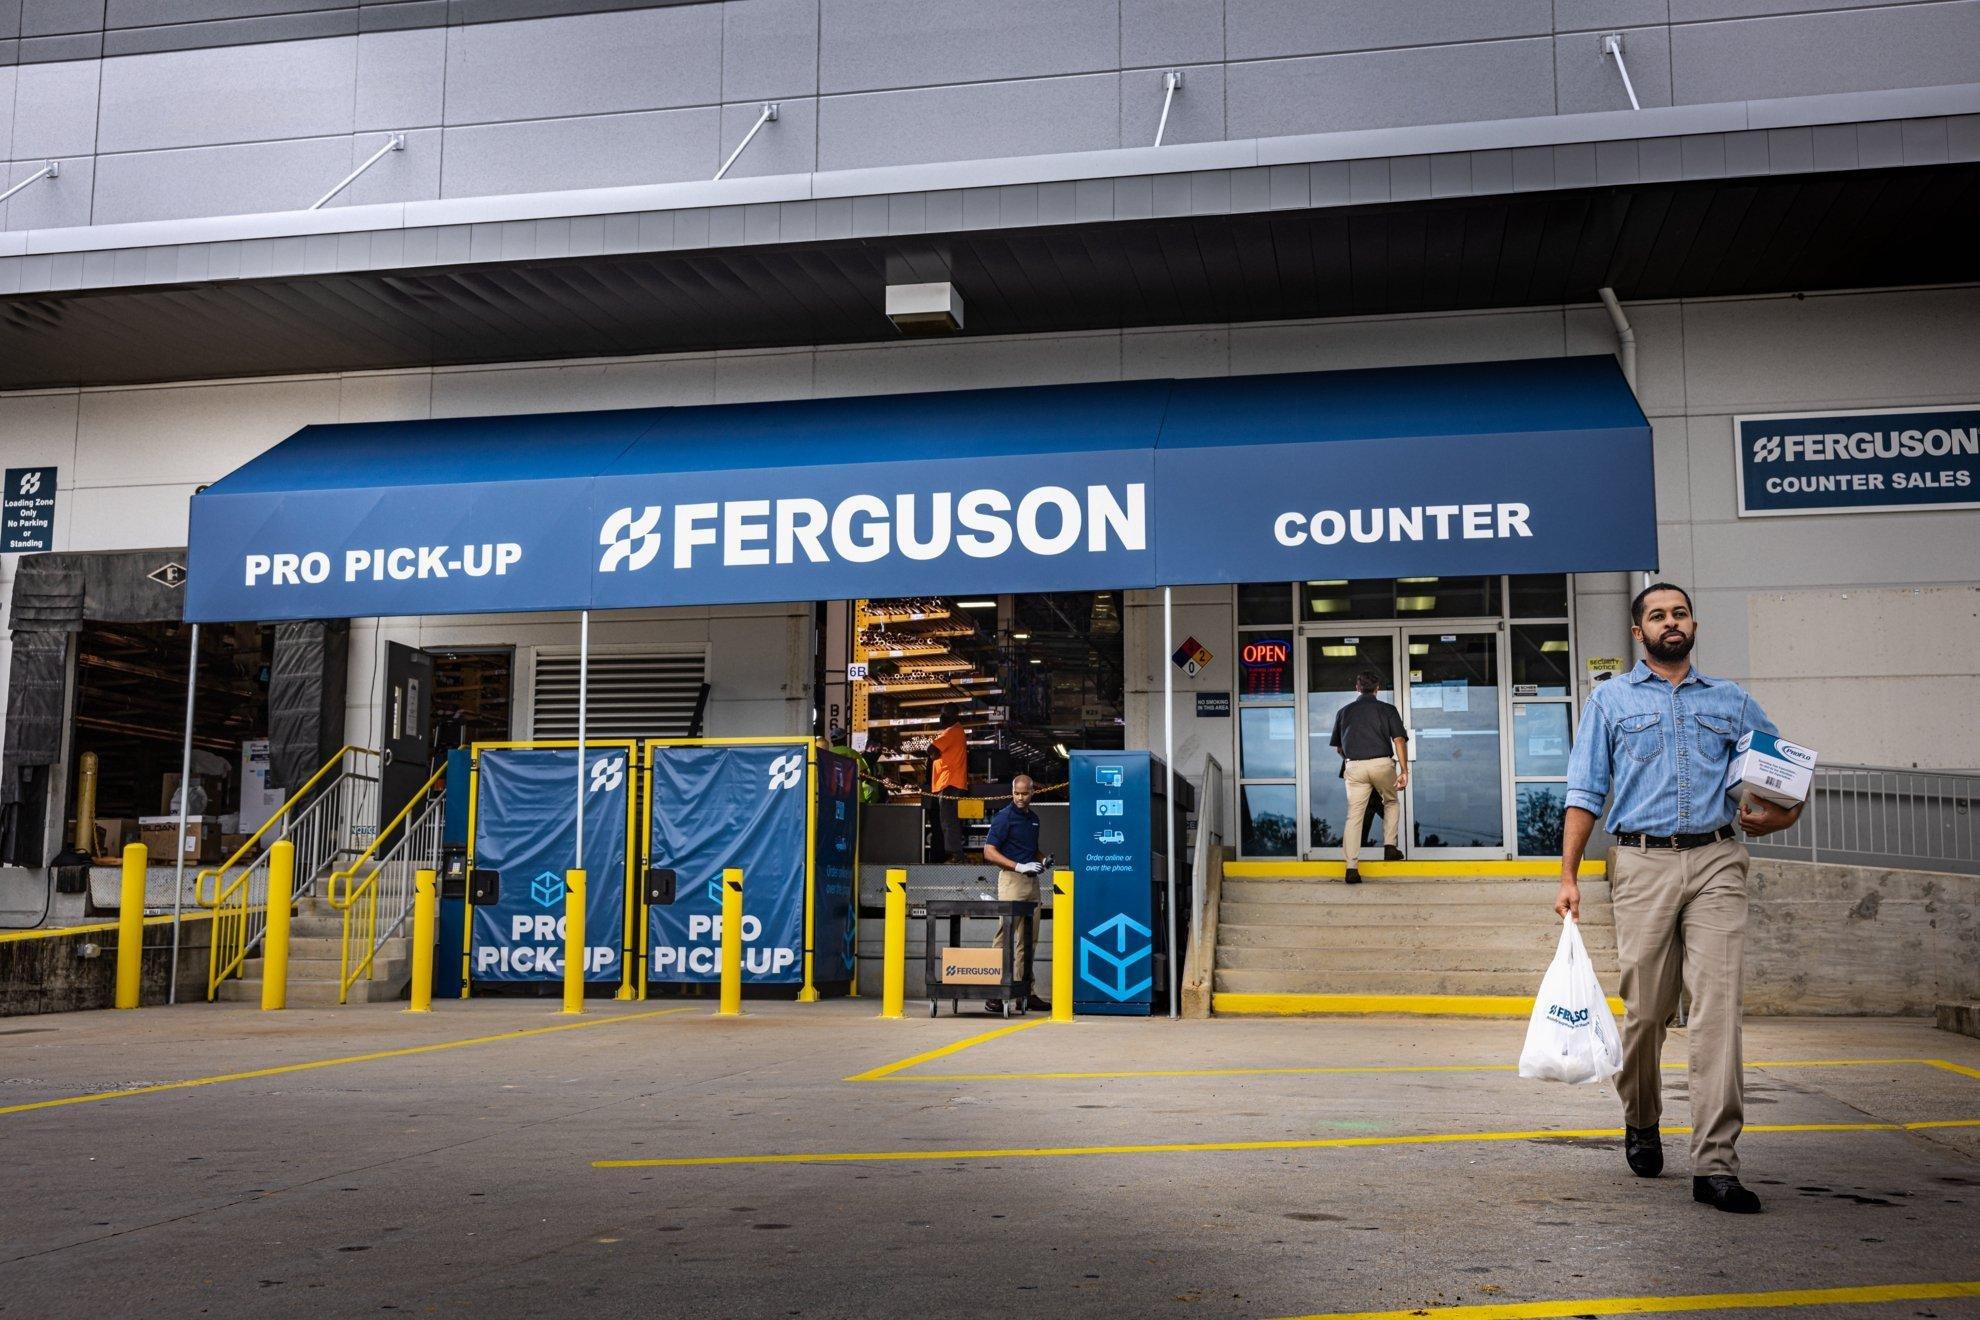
[1518,917,1624,1085]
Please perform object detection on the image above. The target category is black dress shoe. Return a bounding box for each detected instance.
[1625,1125,1663,1177]
[1693,1175,1763,1213]
[981,999,1003,1015]
[1025,995,1051,1012]
[1383,846,1405,861]
[1344,867,1362,885]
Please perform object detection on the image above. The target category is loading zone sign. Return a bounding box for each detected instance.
[3,467,56,553]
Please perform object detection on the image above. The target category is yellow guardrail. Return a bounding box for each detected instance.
[203,745,380,1001]
[331,765,446,1004]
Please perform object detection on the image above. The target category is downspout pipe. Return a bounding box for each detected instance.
[1599,286,1631,395]
[1598,286,1636,395]
[1598,287,1653,592]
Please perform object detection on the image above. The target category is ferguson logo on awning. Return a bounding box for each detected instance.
[596,484,1147,572]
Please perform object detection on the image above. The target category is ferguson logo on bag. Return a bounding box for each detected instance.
[1546,1003,1591,1028]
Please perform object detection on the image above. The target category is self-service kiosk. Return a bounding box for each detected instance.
[1067,750,1192,1016]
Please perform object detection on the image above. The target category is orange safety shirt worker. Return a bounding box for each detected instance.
[929,722,968,793]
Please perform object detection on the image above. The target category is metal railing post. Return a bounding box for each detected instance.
[115,843,148,1009]
[880,868,907,1020]
[1051,868,1075,1023]
[562,868,586,1015]
[261,841,295,1011]
[408,868,437,1013]
[718,867,744,1016]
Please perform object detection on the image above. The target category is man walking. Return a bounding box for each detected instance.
[1328,670,1408,883]
[981,774,1049,1014]
[1557,583,1803,1214]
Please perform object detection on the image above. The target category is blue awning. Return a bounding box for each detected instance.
[185,355,1654,622]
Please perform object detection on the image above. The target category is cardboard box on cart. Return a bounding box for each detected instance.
[1726,731,1818,808]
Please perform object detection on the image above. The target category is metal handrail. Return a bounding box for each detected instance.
[203,746,382,999]
[195,746,379,906]
[336,782,446,1003]
[1746,761,1978,875]
[327,765,446,908]
[1184,755,1227,994]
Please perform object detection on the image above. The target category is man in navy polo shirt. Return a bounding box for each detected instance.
[982,773,1050,1014]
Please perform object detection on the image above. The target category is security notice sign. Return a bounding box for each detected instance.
[3,467,56,552]
[1735,407,1979,517]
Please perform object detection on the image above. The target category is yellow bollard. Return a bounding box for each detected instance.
[718,867,744,1017]
[1051,868,1074,1023]
[406,868,437,1013]
[562,869,586,1015]
[114,843,148,1009]
[879,868,907,1020]
[261,840,295,1011]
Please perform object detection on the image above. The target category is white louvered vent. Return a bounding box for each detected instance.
[531,649,709,740]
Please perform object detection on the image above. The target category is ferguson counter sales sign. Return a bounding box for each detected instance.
[1736,407,1980,517]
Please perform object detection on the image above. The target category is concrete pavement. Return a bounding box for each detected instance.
[1,999,1976,1318]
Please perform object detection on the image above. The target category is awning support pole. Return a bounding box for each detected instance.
[1153,71,1183,147]
[575,609,589,872]
[0,161,59,206]
[310,134,404,211]
[1162,587,1178,1020]
[1600,34,1642,111]
[714,103,779,181]
[168,623,200,1006]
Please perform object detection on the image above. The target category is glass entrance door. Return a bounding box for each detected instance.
[1299,632,1402,858]
[1403,631,1505,857]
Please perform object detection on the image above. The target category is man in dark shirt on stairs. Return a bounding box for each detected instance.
[1328,670,1410,884]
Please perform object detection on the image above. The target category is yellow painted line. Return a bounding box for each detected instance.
[0,910,216,944]
[1214,992,1627,1018]
[0,1007,693,1118]
[1223,860,1605,879]
[1272,1280,1980,1320]
[844,1017,1050,1083]
[892,1056,1968,1084]
[593,1117,1980,1169]
[1928,1058,1980,1080]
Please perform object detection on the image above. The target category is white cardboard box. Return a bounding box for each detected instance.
[1727,730,1818,807]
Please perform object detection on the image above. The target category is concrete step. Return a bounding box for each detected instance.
[1217,901,1611,930]
[217,976,406,1006]
[1211,968,1620,997]
[1220,878,1606,904]
[1215,945,1621,975]
[241,954,409,985]
[1215,922,1617,952]
[277,934,410,962]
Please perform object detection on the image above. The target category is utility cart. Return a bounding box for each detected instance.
[920,897,1038,1017]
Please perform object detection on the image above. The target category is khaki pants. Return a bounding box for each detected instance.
[1611,837,1750,1177]
[993,869,1041,986]
[1342,758,1400,864]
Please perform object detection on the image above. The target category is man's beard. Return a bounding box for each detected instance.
[1643,629,1695,663]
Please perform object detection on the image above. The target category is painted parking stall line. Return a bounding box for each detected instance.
[1274,1279,1980,1320]
[0,1007,692,1119]
[592,1117,1980,1170]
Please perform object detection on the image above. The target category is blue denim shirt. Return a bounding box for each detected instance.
[1565,660,1778,835]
